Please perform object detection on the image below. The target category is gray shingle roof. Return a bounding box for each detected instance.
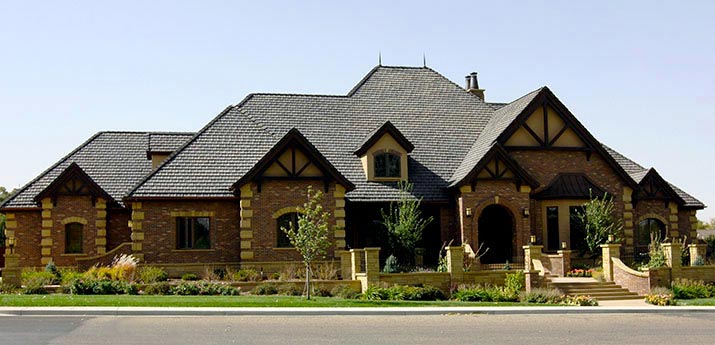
[0,132,193,209]
[601,144,704,208]
[149,132,195,153]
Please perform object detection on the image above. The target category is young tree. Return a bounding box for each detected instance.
[281,186,332,300]
[381,181,433,268]
[0,186,9,246]
[574,191,623,261]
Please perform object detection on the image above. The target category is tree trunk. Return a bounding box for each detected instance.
[305,264,311,300]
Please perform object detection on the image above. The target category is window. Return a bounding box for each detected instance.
[635,218,666,257]
[569,206,587,254]
[176,217,210,249]
[374,152,401,178]
[65,223,84,254]
[276,212,299,248]
[546,207,559,251]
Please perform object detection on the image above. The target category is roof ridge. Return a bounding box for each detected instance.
[0,132,105,208]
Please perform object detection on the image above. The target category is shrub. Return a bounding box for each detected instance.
[278,264,302,281]
[313,261,338,280]
[171,282,201,295]
[704,235,715,261]
[22,271,55,287]
[181,273,199,281]
[566,269,594,277]
[0,283,18,294]
[504,271,525,293]
[269,272,281,280]
[330,285,360,299]
[645,287,675,306]
[363,285,445,301]
[671,278,712,299]
[278,284,303,296]
[59,269,83,286]
[453,285,518,302]
[144,282,172,295]
[22,277,49,295]
[195,281,239,296]
[312,285,332,297]
[44,261,61,283]
[111,254,139,282]
[565,295,599,306]
[693,256,705,266]
[518,288,564,304]
[253,283,278,295]
[138,266,169,283]
[69,278,137,295]
[230,269,262,282]
[382,255,400,273]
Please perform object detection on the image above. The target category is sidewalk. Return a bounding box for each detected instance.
[1,305,714,317]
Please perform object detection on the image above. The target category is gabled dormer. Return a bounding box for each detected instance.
[33,162,115,207]
[456,144,539,192]
[231,128,354,194]
[634,168,683,205]
[354,121,414,182]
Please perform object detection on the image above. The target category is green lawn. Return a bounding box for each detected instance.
[0,294,556,308]
[675,298,715,306]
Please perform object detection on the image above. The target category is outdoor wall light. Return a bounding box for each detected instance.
[7,237,16,254]
[465,208,472,217]
[522,208,530,217]
[561,241,567,250]
[608,234,615,243]
[530,235,536,244]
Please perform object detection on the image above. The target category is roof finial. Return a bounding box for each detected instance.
[423,52,426,67]
[378,52,382,66]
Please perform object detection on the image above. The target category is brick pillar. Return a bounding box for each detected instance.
[668,203,680,238]
[689,244,707,266]
[333,184,347,252]
[239,184,254,260]
[40,198,53,265]
[129,202,145,262]
[349,249,363,280]
[524,270,542,292]
[2,253,21,287]
[95,198,107,255]
[662,242,682,277]
[3,213,17,257]
[337,250,352,279]
[523,245,542,271]
[446,246,464,284]
[557,250,572,277]
[601,243,621,282]
[364,247,381,286]
[622,187,635,255]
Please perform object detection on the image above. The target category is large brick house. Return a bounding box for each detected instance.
[1,65,705,273]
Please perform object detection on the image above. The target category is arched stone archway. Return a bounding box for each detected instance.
[477,204,515,264]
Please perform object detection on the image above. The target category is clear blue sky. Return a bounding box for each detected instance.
[1,1,713,220]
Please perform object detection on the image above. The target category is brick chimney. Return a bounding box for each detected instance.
[464,72,485,101]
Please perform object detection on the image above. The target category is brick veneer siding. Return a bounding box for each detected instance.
[139,200,241,264]
[243,180,340,262]
[459,180,531,262]
[4,211,42,267]
[511,150,626,241]
[107,210,131,250]
[50,195,99,266]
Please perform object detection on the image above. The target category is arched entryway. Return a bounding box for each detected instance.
[477,204,514,264]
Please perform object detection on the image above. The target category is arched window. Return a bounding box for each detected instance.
[65,222,84,254]
[635,218,666,256]
[276,212,299,248]
[374,152,401,178]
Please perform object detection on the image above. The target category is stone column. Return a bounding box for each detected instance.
[2,253,21,287]
[337,250,352,279]
[622,187,635,255]
[601,243,621,282]
[129,202,145,262]
[662,242,682,278]
[668,203,680,239]
[689,243,707,266]
[524,270,542,292]
[446,246,464,284]
[333,184,347,252]
[239,184,254,260]
[40,198,53,265]
[557,250,572,277]
[95,198,107,255]
[349,249,364,280]
[364,247,381,286]
[523,244,542,271]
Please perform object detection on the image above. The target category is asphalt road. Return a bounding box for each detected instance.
[0,313,714,345]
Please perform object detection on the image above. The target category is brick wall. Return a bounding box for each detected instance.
[50,195,98,266]
[7,211,42,267]
[107,209,131,249]
[246,180,339,262]
[140,200,241,264]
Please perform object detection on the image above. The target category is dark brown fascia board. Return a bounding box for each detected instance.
[230,128,355,195]
[453,144,539,190]
[0,207,41,212]
[33,162,117,206]
[354,121,415,156]
[496,87,638,189]
[123,196,239,203]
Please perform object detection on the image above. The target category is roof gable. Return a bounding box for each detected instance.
[457,144,539,189]
[635,168,683,203]
[354,121,414,156]
[230,128,355,194]
[34,162,116,205]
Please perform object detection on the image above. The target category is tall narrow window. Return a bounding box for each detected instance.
[635,218,666,258]
[176,217,211,249]
[374,152,401,178]
[546,207,559,251]
[569,206,586,253]
[65,223,84,254]
[276,212,299,248]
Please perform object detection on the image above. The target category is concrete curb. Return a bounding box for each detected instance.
[2,306,715,316]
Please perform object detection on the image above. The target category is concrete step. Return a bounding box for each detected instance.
[559,288,633,294]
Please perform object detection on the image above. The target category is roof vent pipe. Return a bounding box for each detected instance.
[470,72,479,89]
[465,75,471,90]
